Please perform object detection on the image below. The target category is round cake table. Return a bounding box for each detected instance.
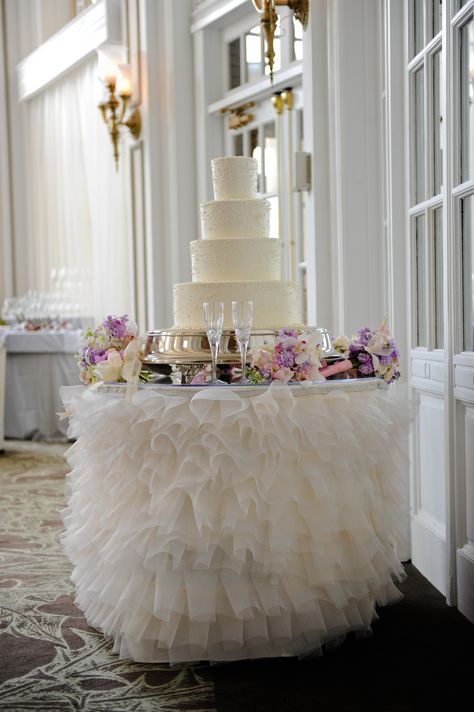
[61,379,410,663]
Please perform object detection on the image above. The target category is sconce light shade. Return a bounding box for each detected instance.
[97,45,141,169]
[97,43,127,86]
[117,64,132,98]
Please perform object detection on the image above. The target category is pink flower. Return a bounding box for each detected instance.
[191,367,211,384]
[251,347,274,371]
[272,367,293,383]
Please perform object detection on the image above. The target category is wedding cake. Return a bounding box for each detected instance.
[172,156,302,330]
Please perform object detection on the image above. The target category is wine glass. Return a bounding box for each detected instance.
[203,301,226,385]
[232,300,253,384]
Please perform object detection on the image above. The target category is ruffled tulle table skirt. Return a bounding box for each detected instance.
[61,380,410,663]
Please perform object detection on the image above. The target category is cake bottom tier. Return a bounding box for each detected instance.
[173,280,302,329]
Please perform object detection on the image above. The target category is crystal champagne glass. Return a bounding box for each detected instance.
[203,301,226,385]
[232,300,253,384]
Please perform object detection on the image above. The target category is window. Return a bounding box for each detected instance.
[225,9,300,92]
[455,5,474,351]
[408,0,444,349]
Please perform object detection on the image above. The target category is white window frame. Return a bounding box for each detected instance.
[407,1,444,354]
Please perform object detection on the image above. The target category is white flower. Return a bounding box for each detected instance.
[93,349,123,382]
[333,335,350,358]
[125,319,138,338]
[294,332,323,366]
[121,338,143,382]
[365,333,392,373]
[124,338,142,359]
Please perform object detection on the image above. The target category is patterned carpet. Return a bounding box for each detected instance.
[0,442,473,712]
[0,443,214,712]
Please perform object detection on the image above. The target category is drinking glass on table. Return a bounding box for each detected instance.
[232,300,253,384]
[203,301,226,385]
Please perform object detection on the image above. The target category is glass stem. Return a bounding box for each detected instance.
[211,340,219,382]
[240,341,248,382]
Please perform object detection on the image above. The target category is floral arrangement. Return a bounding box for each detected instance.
[22,317,70,332]
[77,314,147,385]
[333,320,400,383]
[246,329,325,384]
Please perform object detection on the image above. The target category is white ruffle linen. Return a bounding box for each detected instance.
[61,381,410,663]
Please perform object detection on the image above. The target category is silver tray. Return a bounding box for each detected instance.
[143,327,333,365]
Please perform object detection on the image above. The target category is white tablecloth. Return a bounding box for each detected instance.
[0,344,5,450]
[3,330,82,353]
[61,380,411,663]
[4,330,82,440]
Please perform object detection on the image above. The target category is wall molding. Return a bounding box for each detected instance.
[191,0,247,34]
[0,0,14,300]
[17,0,122,101]
[457,544,474,623]
[412,510,447,595]
[129,141,148,329]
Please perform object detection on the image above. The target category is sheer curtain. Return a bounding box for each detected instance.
[25,57,132,320]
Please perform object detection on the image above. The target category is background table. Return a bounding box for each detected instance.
[61,380,411,663]
[0,329,6,450]
[4,330,81,440]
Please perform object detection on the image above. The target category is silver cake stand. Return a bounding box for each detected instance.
[143,327,333,384]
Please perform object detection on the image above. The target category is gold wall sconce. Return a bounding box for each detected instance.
[271,87,293,115]
[251,0,309,83]
[220,101,255,130]
[97,45,141,170]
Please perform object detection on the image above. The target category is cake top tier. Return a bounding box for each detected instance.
[211,156,258,201]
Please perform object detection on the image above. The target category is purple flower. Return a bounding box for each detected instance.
[275,345,295,368]
[349,342,364,355]
[85,347,107,365]
[102,314,129,339]
[278,328,298,338]
[281,354,295,368]
[378,353,392,367]
[356,327,372,346]
[357,351,374,375]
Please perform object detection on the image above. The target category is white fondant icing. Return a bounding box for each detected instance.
[211,156,258,200]
[173,281,302,329]
[201,199,270,239]
[171,155,303,330]
[190,238,282,282]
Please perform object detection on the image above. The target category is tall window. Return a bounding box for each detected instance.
[455,4,474,351]
[408,0,444,350]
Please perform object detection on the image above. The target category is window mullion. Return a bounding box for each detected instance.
[426,43,438,349]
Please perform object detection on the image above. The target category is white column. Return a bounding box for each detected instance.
[138,0,197,329]
[193,25,223,204]
[302,0,334,330]
[0,1,14,305]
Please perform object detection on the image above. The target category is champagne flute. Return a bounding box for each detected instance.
[232,300,253,384]
[203,301,226,385]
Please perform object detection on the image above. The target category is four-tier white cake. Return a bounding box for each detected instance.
[172,156,303,330]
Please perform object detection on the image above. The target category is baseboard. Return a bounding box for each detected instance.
[457,545,474,623]
[411,511,447,596]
